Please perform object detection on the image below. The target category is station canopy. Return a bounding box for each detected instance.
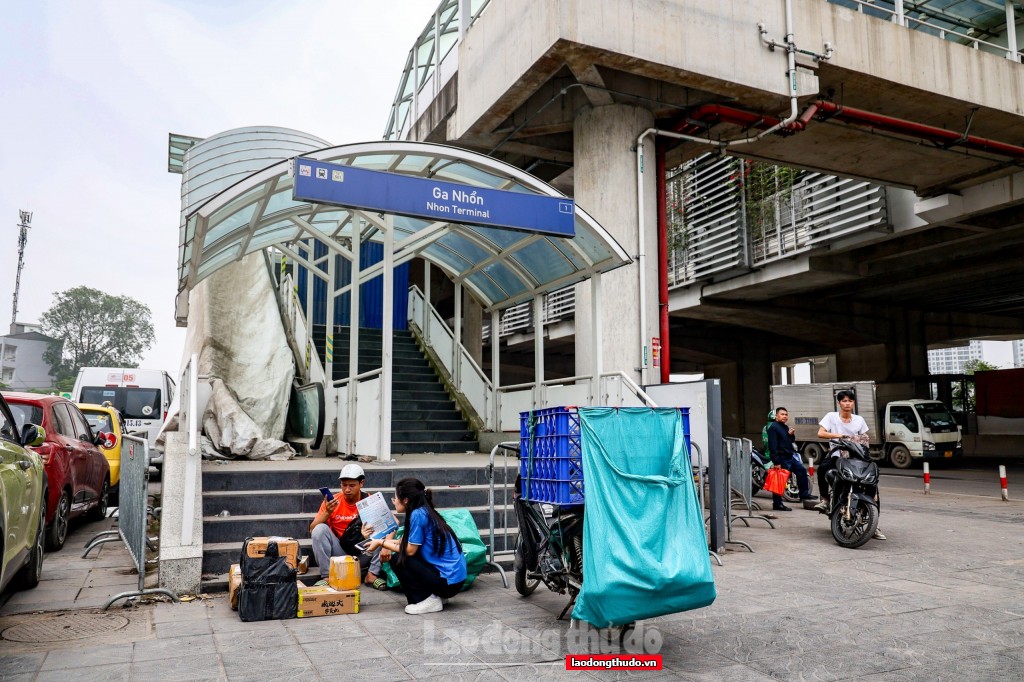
[179,141,630,313]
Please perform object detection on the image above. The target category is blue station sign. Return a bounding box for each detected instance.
[292,157,575,238]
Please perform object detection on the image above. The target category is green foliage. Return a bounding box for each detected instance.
[40,286,155,384]
[951,359,1001,412]
[962,359,999,375]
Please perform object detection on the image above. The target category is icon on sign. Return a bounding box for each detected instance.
[559,202,573,214]
[298,165,311,177]
[142,405,154,416]
[332,169,344,182]
[315,168,328,179]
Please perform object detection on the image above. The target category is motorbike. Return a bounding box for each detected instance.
[512,474,584,620]
[750,448,801,503]
[818,439,880,549]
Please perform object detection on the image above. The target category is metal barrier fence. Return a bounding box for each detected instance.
[83,434,178,609]
[486,441,519,589]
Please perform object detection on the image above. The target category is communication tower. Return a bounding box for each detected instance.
[11,210,32,334]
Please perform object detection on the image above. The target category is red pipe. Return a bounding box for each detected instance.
[670,100,1024,160]
[814,101,1024,160]
[656,139,670,384]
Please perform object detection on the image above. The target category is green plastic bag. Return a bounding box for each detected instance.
[571,407,716,628]
[381,508,486,591]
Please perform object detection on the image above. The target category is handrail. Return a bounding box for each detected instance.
[408,285,492,389]
[600,371,658,407]
[331,367,383,389]
[180,352,199,547]
[837,0,1022,62]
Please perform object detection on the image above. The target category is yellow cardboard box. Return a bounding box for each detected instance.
[296,582,359,618]
[228,564,242,610]
[245,537,300,569]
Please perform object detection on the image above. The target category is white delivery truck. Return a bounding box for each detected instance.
[72,367,176,467]
[769,381,962,469]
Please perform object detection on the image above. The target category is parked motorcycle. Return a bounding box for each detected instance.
[750,448,801,503]
[512,474,584,619]
[818,440,880,549]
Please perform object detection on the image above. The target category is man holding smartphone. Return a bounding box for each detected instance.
[309,464,386,588]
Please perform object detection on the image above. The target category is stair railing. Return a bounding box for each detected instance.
[275,271,326,385]
[408,285,493,430]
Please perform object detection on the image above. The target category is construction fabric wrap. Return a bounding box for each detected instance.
[571,407,716,628]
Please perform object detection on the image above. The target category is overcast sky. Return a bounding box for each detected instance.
[0,0,427,376]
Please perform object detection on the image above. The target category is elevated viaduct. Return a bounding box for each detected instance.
[389,0,1024,437]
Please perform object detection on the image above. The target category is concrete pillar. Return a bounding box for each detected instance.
[573,104,658,384]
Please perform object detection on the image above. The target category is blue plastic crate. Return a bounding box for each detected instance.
[518,406,691,505]
[520,407,582,505]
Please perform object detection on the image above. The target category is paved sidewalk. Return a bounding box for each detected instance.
[2,484,1024,680]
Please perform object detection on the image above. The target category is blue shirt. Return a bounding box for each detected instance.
[407,507,468,584]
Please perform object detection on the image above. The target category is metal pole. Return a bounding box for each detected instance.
[533,293,545,409]
[380,215,394,462]
[347,220,361,455]
[1007,0,1020,62]
[491,309,500,431]
[453,281,462,391]
[423,260,431,344]
[591,273,602,404]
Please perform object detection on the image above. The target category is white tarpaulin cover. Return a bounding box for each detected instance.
[180,254,296,460]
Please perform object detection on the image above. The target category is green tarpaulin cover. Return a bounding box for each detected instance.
[382,507,487,591]
[571,407,716,627]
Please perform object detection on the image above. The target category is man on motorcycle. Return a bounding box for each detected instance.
[815,391,886,540]
[765,407,817,511]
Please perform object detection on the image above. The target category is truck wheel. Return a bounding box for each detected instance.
[890,445,913,469]
[802,443,824,466]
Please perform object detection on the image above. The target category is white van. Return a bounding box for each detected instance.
[72,368,176,466]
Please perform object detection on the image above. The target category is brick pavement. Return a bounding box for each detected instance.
[2,483,1023,680]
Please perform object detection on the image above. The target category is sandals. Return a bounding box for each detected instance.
[370,578,388,591]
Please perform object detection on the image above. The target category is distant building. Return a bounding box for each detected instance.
[1014,339,1024,369]
[928,341,983,374]
[0,326,58,390]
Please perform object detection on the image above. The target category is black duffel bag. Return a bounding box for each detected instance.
[238,538,298,622]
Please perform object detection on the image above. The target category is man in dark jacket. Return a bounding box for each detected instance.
[766,407,817,511]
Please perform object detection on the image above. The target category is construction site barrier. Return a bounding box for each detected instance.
[83,434,178,609]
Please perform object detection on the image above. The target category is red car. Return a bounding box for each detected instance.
[3,393,111,551]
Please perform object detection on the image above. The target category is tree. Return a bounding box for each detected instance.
[40,286,155,383]
[951,358,1000,413]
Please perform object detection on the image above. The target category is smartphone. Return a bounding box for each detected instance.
[319,487,334,501]
[355,540,372,553]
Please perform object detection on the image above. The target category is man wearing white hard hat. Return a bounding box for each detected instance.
[309,464,385,588]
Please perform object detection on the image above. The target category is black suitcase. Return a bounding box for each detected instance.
[238,538,298,622]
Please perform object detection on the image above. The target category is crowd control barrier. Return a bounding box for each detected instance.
[83,434,178,609]
[486,441,520,588]
[729,438,774,528]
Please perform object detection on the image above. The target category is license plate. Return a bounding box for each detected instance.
[944,451,953,458]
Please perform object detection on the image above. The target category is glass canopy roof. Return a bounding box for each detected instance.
[179,141,631,312]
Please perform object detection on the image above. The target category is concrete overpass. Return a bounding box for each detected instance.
[388,0,1024,435]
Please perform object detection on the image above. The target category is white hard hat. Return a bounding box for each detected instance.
[339,463,365,480]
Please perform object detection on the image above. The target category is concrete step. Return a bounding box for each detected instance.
[393,440,480,454]
[203,463,509,492]
[202,505,517,545]
[202,483,504,516]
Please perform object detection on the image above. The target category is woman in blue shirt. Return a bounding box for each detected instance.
[367,477,467,614]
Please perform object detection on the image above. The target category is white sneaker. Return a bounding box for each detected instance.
[405,594,443,615]
[873,529,887,540]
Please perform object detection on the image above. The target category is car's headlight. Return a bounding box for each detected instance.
[923,440,935,450]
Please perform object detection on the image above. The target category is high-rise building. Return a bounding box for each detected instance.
[927,341,983,374]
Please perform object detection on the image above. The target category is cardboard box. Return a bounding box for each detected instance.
[228,564,242,611]
[297,554,309,575]
[296,582,359,618]
[245,536,300,569]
